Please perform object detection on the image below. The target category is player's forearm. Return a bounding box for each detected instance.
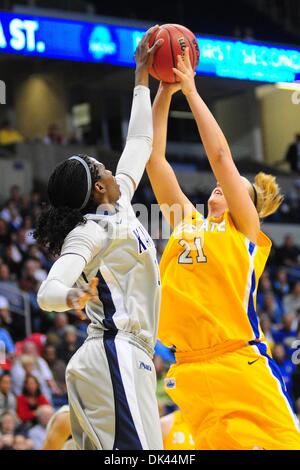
[186,91,232,165]
[135,65,149,88]
[117,85,153,186]
[37,255,86,312]
[148,88,172,166]
[38,279,71,312]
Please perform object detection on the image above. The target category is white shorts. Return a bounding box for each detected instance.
[66,330,163,450]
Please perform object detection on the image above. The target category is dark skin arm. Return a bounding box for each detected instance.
[66,26,163,316]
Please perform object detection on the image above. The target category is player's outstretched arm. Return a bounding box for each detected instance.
[37,254,98,316]
[174,48,260,243]
[147,82,195,228]
[116,26,163,198]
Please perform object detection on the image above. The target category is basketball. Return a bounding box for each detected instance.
[149,24,200,83]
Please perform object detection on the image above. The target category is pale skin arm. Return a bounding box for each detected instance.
[146,83,195,228]
[173,49,260,243]
[42,412,71,450]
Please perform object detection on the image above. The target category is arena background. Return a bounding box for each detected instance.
[0,0,300,450]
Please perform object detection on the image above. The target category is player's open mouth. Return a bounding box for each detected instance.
[214,190,223,196]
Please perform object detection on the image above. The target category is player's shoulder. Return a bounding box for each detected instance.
[66,219,106,242]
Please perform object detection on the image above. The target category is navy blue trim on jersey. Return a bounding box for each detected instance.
[251,341,296,412]
[96,270,117,331]
[103,330,143,450]
[247,243,260,340]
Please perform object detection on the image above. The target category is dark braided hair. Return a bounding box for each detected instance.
[34,155,100,256]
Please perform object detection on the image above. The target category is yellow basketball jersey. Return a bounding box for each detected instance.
[164,411,195,450]
[158,210,272,352]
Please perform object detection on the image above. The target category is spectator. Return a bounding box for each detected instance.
[48,313,69,344]
[16,375,49,425]
[19,259,47,331]
[275,235,300,269]
[11,355,47,402]
[273,269,290,301]
[285,134,300,173]
[12,434,29,451]
[28,405,54,450]
[13,228,29,261]
[0,120,23,148]
[272,313,298,348]
[0,410,19,436]
[7,186,22,207]
[260,315,275,350]
[0,324,15,365]
[0,202,23,233]
[0,263,14,283]
[0,433,14,450]
[43,344,67,396]
[0,219,11,246]
[27,245,49,270]
[22,216,35,246]
[283,282,300,316]
[0,296,12,332]
[11,342,57,402]
[58,326,81,364]
[3,244,23,278]
[272,344,296,397]
[22,334,46,357]
[0,373,16,414]
[44,124,66,146]
[19,258,46,293]
[286,180,300,224]
[259,292,283,324]
[257,271,273,311]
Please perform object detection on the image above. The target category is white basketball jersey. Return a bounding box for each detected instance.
[60,174,161,351]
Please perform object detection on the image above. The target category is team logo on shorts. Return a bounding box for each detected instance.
[165,378,176,389]
[139,361,152,372]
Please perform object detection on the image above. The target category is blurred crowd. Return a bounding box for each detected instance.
[0,120,91,157]
[0,184,300,450]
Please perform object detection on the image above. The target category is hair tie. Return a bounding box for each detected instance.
[69,156,92,210]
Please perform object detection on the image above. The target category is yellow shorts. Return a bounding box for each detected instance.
[165,341,300,450]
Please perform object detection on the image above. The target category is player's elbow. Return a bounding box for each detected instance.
[127,134,153,148]
[37,285,49,312]
[214,148,228,164]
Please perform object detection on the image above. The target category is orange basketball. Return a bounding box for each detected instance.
[149,24,200,83]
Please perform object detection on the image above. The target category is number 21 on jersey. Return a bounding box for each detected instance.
[178,237,207,265]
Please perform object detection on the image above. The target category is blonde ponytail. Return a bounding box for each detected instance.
[252,172,284,219]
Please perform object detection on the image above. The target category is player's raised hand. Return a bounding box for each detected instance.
[135,25,163,68]
[159,80,181,96]
[134,25,164,87]
[67,277,99,320]
[173,47,197,97]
